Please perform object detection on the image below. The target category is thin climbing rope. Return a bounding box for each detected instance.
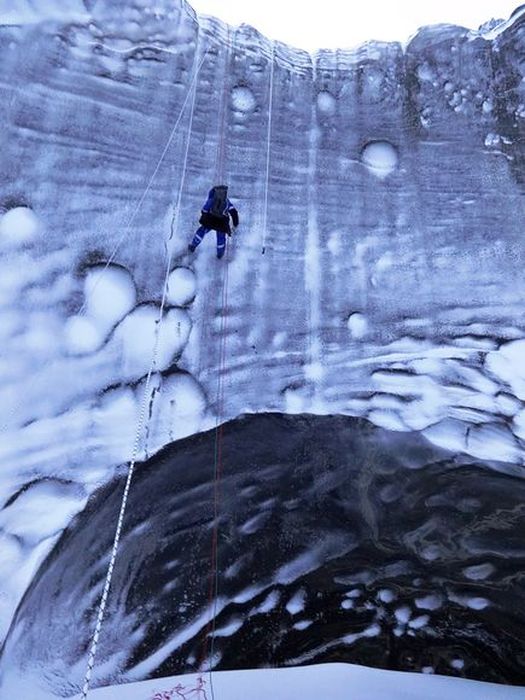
[193,25,232,700]
[0,49,208,437]
[78,49,209,317]
[209,242,230,682]
[261,40,275,255]
[80,37,203,699]
[207,26,233,697]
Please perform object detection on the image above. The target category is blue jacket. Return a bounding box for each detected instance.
[202,189,237,217]
[199,188,239,233]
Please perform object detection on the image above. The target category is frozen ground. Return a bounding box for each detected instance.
[82,665,525,700]
[5,664,525,699]
[1,0,525,695]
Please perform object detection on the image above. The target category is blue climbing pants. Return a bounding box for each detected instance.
[190,226,226,258]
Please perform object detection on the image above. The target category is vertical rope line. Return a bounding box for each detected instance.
[77,54,207,317]
[196,25,232,700]
[208,246,230,700]
[208,26,232,699]
[0,50,208,438]
[79,36,203,699]
[261,40,275,255]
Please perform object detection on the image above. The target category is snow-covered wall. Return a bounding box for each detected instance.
[1,0,525,663]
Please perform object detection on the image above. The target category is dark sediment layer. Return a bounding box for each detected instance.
[2,413,525,693]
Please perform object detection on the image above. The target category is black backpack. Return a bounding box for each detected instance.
[210,185,228,217]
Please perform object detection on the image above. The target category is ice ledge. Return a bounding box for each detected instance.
[2,1,524,61]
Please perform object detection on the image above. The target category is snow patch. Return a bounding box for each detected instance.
[144,372,207,453]
[114,305,191,376]
[63,315,104,355]
[344,623,381,644]
[84,265,137,332]
[486,340,525,400]
[415,594,443,611]
[408,614,429,630]
[463,563,495,581]
[231,85,256,114]
[378,588,396,604]
[394,605,412,625]
[317,91,336,116]
[286,589,306,615]
[167,267,196,306]
[293,619,313,630]
[239,511,268,535]
[0,207,41,247]
[347,312,368,339]
[448,592,490,611]
[254,590,280,614]
[74,663,525,700]
[213,617,244,638]
[0,480,87,546]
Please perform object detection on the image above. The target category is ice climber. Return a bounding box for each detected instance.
[188,185,239,259]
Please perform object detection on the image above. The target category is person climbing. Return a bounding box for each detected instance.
[188,185,239,259]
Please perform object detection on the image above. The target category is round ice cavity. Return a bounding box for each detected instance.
[84,264,137,330]
[0,206,40,246]
[147,371,207,444]
[167,267,196,306]
[115,305,191,377]
[361,140,398,179]
[63,315,103,354]
[347,312,368,339]
[317,91,336,116]
[231,85,256,113]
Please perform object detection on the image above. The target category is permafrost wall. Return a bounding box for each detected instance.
[1,0,525,690]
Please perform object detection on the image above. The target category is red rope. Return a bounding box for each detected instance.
[157,27,232,699]
[194,233,230,695]
[196,25,232,685]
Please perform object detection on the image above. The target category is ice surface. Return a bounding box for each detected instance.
[415,594,443,611]
[361,141,398,179]
[167,267,196,306]
[84,265,137,332]
[285,588,306,615]
[408,614,430,630]
[1,0,525,692]
[377,588,395,603]
[0,480,87,546]
[0,663,520,700]
[394,605,412,625]
[0,206,41,247]
[3,413,525,691]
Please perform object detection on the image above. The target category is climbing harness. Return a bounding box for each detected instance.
[80,36,205,699]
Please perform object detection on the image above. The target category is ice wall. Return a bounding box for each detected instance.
[1,0,525,651]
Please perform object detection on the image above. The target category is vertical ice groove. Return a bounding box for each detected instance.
[304,56,323,403]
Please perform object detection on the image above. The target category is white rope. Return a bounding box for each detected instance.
[77,49,208,317]
[261,40,275,255]
[0,50,208,437]
[80,37,203,699]
[205,25,233,700]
